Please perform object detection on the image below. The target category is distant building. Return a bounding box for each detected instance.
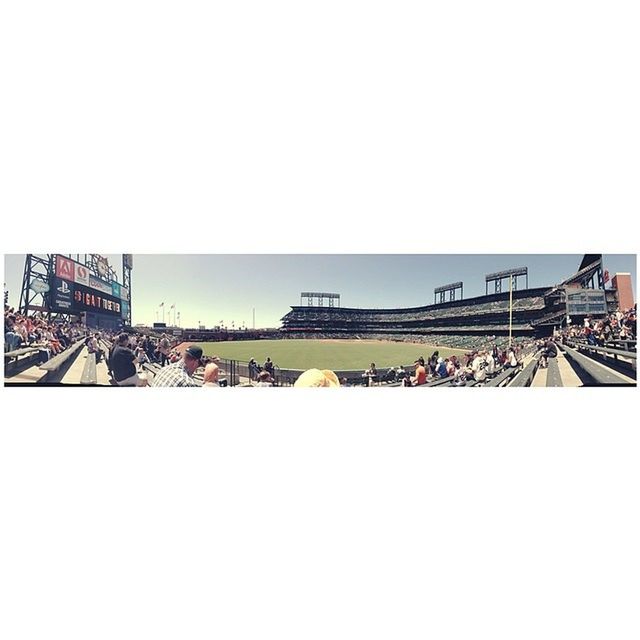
[611,273,635,311]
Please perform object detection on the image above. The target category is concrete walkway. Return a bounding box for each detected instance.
[556,351,583,387]
[531,365,547,387]
[60,346,91,384]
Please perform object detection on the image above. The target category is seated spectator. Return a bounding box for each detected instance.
[411,357,427,386]
[5,315,23,352]
[264,357,275,375]
[363,362,378,386]
[452,364,467,386]
[435,357,447,378]
[110,333,148,386]
[203,362,221,387]
[294,369,340,387]
[152,345,203,387]
[485,351,496,376]
[469,351,487,383]
[135,345,150,370]
[158,334,171,366]
[256,370,274,387]
[86,333,104,362]
[446,358,456,377]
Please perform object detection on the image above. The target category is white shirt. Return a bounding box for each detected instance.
[485,354,495,375]
[471,356,486,382]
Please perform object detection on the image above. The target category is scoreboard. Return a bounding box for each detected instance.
[565,288,607,316]
[49,255,128,318]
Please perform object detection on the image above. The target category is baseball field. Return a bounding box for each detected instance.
[194,339,466,371]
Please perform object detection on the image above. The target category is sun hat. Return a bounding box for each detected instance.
[294,368,340,388]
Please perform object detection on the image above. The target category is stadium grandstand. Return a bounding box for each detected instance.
[280,254,624,348]
[4,253,636,388]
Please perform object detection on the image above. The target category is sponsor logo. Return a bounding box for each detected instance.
[55,255,74,281]
[29,278,50,294]
[74,286,121,315]
[51,277,73,310]
[89,275,112,295]
[120,286,129,301]
[111,282,121,299]
[75,264,90,286]
[57,280,71,294]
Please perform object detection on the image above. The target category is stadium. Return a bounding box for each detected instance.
[4,253,636,387]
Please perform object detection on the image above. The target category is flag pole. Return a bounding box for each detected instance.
[509,275,513,348]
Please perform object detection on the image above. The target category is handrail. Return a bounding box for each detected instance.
[565,339,636,360]
[559,343,635,386]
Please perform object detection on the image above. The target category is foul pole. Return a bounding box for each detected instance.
[509,275,513,347]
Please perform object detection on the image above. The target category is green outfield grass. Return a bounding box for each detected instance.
[195,339,466,371]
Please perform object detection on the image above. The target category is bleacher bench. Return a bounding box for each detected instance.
[4,346,40,360]
[510,356,541,387]
[4,346,43,376]
[484,366,521,387]
[559,342,635,386]
[39,339,85,373]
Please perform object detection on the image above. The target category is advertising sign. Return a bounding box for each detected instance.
[30,278,50,294]
[120,286,129,301]
[74,263,90,286]
[121,300,129,319]
[51,277,74,310]
[55,255,75,281]
[111,282,121,299]
[73,283,121,316]
[89,275,113,296]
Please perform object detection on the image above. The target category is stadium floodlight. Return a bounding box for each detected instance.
[485,267,528,295]
[434,281,463,294]
[485,267,528,282]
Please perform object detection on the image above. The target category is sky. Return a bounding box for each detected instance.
[3,254,636,329]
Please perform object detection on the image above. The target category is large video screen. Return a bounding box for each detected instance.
[49,255,126,318]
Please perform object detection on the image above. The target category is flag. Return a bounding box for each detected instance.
[604,270,610,283]
[159,302,164,307]
[170,304,175,309]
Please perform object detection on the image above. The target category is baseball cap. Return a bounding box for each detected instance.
[184,345,204,364]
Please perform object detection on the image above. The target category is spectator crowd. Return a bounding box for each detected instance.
[556,307,636,346]
[5,307,86,361]
[7,303,636,388]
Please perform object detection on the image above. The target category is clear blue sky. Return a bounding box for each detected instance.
[3,254,636,328]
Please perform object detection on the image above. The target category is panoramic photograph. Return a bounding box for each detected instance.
[3,253,636,388]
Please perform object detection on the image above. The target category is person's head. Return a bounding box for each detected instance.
[258,370,272,383]
[370,362,375,368]
[117,333,129,345]
[294,369,340,388]
[183,345,204,374]
[203,362,220,384]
